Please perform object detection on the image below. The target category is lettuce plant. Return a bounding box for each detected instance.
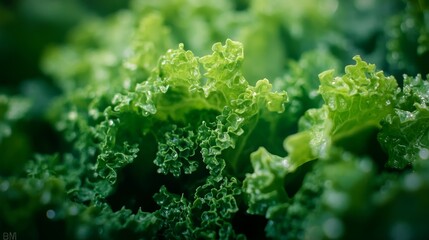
[1,0,429,239]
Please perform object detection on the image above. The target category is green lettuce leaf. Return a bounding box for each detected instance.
[41,37,287,239]
[379,74,429,169]
[245,56,398,216]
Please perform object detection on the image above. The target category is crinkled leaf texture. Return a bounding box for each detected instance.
[105,39,287,181]
[379,74,429,169]
[244,56,398,216]
[40,36,287,239]
[92,39,286,239]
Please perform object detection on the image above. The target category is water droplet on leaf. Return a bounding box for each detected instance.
[323,217,344,239]
[385,99,391,106]
[68,111,78,121]
[337,96,347,111]
[324,191,349,212]
[69,205,79,216]
[46,209,56,219]
[404,173,421,191]
[40,191,51,204]
[0,181,9,192]
[327,97,337,111]
[390,222,411,240]
[419,148,429,160]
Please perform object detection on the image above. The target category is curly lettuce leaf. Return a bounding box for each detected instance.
[379,74,429,169]
[287,55,398,167]
[6,0,429,239]
[97,39,286,238]
[42,35,287,239]
[245,56,398,217]
[243,147,289,215]
[154,177,244,239]
[274,49,340,120]
[106,39,287,181]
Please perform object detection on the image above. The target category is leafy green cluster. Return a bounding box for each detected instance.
[4,34,288,238]
[379,74,429,169]
[2,0,429,239]
[244,58,429,239]
[244,56,398,217]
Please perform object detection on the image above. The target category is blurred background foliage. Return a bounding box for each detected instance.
[0,0,131,175]
[0,0,131,92]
